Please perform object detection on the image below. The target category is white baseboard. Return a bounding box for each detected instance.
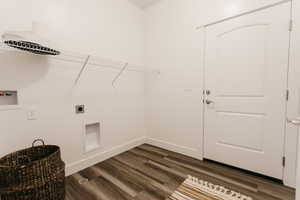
[66,136,203,176]
[145,138,203,160]
[65,136,294,189]
[66,136,147,176]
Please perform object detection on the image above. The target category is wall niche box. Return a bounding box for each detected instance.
[84,122,101,153]
[0,91,18,106]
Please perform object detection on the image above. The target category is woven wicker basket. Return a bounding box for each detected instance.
[0,139,65,200]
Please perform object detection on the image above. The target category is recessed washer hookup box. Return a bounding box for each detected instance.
[0,91,18,105]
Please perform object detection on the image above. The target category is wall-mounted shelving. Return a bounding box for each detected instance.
[0,42,160,88]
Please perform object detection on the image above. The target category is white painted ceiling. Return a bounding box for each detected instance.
[128,0,160,9]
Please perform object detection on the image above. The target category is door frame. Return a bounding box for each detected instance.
[199,0,295,186]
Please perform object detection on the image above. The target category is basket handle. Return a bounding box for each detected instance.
[32,139,45,147]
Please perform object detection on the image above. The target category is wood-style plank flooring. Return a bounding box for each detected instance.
[66,144,295,200]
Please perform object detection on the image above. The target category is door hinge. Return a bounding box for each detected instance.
[282,157,286,167]
[289,20,293,32]
[286,90,289,101]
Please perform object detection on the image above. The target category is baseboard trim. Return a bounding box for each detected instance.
[66,137,203,176]
[65,136,294,189]
[146,138,203,160]
[66,136,147,176]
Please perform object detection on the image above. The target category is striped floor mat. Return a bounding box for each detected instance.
[167,176,252,200]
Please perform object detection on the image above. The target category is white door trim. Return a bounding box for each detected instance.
[197,0,296,187]
[202,2,291,180]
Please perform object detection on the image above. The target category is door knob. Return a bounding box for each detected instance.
[206,100,214,105]
[287,118,300,126]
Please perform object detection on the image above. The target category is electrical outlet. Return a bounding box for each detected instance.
[76,105,85,114]
[27,109,37,120]
[26,105,38,120]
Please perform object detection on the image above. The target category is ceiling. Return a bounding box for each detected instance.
[128,0,160,9]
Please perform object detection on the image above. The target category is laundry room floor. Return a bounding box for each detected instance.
[66,144,295,200]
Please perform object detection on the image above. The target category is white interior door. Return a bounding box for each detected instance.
[204,3,291,179]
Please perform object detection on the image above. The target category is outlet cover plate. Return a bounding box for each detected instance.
[76,105,85,114]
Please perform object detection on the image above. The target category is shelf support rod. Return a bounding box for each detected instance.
[74,55,91,85]
[112,62,128,88]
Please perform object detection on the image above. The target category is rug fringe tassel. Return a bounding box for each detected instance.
[186,176,253,200]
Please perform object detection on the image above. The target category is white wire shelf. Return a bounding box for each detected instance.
[0,42,160,87]
[0,42,159,74]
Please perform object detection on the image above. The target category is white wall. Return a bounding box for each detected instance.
[145,0,296,186]
[0,0,146,175]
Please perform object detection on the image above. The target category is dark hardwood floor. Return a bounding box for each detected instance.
[66,144,295,200]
